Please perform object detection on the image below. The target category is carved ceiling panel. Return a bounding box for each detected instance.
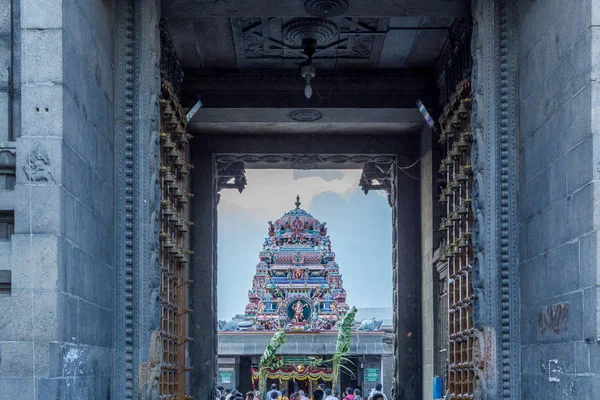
[231,17,390,68]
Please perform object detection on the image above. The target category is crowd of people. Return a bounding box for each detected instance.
[215,383,388,400]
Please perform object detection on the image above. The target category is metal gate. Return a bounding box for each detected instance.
[437,79,476,399]
[159,80,193,399]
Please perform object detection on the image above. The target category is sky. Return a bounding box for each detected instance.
[217,169,392,320]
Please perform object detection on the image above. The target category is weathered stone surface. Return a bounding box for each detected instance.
[21,29,62,84]
[9,234,58,290]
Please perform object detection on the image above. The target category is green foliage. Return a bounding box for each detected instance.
[332,306,358,392]
[258,329,287,392]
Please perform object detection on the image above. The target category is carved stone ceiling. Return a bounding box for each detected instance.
[161,1,469,70]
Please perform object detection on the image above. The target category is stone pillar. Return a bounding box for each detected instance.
[0,0,118,398]
[189,138,218,400]
[393,151,422,399]
[420,124,435,399]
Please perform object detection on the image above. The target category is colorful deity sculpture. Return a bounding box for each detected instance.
[243,196,348,331]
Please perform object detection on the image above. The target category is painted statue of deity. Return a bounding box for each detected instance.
[292,300,308,322]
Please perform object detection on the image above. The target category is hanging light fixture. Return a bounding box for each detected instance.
[300,38,317,99]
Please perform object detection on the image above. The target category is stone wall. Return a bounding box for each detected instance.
[420,124,435,399]
[517,0,600,396]
[58,0,116,397]
[0,1,116,398]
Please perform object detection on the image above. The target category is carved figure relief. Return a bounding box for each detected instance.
[23,146,55,182]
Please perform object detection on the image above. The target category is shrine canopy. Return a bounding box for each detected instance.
[242,196,349,332]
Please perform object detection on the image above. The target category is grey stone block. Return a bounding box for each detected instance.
[0,290,34,341]
[9,234,58,290]
[571,28,592,95]
[0,91,9,143]
[579,231,599,289]
[0,1,10,36]
[574,341,590,373]
[555,0,592,58]
[36,377,63,400]
[0,341,34,376]
[20,85,63,138]
[61,143,85,201]
[571,182,599,238]
[0,36,9,83]
[567,139,593,194]
[0,377,35,399]
[78,301,98,346]
[32,291,58,342]
[556,85,592,155]
[517,0,561,61]
[57,292,78,343]
[21,29,62,84]
[545,241,580,298]
[13,185,61,235]
[21,0,62,29]
[60,188,76,241]
[583,286,600,340]
[520,253,548,306]
[522,124,556,183]
[518,165,551,220]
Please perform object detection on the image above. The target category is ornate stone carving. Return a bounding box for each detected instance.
[216,161,247,194]
[359,162,393,206]
[232,17,389,68]
[138,331,163,400]
[470,0,519,398]
[282,18,339,46]
[304,0,349,17]
[288,109,323,122]
[22,146,55,182]
[115,1,137,398]
[216,154,395,169]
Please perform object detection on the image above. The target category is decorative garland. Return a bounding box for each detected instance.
[251,367,334,382]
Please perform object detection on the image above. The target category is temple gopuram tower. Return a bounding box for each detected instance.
[218,197,390,393]
[245,196,349,332]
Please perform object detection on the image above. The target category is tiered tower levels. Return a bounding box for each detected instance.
[245,197,348,331]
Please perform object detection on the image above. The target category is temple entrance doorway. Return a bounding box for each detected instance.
[215,168,395,396]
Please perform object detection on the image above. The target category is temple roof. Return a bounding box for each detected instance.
[239,196,348,332]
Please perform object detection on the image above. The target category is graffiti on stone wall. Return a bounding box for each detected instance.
[538,303,569,339]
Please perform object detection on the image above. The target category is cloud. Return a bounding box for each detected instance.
[292,169,345,181]
[218,169,362,218]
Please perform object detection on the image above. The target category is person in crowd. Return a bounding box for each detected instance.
[312,389,324,400]
[279,388,289,400]
[216,390,222,400]
[333,391,340,400]
[224,389,233,400]
[343,388,354,400]
[324,389,338,400]
[367,383,387,400]
[218,386,225,393]
[318,384,326,391]
[371,393,383,400]
[299,390,308,400]
[353,389,362,400]
[271,392,280,400]
[267,384,282,400]
[247,392,256,400]
[236,392,244,399]
[254,391,262,400]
